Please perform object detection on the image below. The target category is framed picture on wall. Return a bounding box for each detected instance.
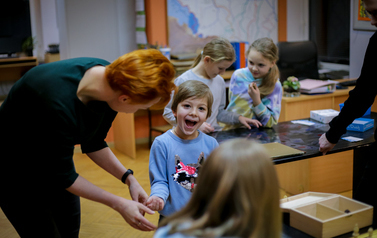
[353,0,375,31]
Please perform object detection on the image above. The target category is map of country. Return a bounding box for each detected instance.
[167,0,278,55]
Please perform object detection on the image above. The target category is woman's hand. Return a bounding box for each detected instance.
[199,122,215,134]
[146,196,165,211]
[127,175,149,205]
[248,82,261,106]
[66,175,156,231]
[114,197,157,231]
[319,133,336,155]
[238,116,262,129]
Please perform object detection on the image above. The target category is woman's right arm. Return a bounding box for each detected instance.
[66,175,156,231]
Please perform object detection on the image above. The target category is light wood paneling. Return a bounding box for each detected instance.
[279,87,355,122]
[0,57,38,82]
[275,159,310,194]
[275,150,353,195]
[113,113,136,159]
[310,150,353,193]
[281,97,333,122]
[333,95,349,110]
[278,0,287,42]
[279,86,377,122]
[372,95,377,113]
[145,0,168,46]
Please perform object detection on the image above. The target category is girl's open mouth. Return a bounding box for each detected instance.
[185,119,197,128]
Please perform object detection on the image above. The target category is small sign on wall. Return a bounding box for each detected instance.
[353,0,375,31]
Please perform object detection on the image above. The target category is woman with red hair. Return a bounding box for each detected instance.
[0,49,175,237]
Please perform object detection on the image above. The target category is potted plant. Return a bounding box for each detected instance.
[22,36,36,57]
[283,76,301,97]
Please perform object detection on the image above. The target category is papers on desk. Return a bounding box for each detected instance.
[291,120,316,126]
[342,136,363,142]
[262,142,306,159]
[299,79,339,94]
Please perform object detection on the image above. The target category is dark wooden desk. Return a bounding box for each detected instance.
[210,113,376,237]
[210,113,375,194]
[209,113,375,164]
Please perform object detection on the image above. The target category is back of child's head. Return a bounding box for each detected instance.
[160,138,282,238]
[171,80,213,119]
[191,37,236,68]
[105,49,176,109]
[247,37,280,97]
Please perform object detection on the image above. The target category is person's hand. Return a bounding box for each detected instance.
[114,197,156,231]
[319,133,336,155]
[239,116,262,129]
[248,82,261,106]
[199,122,215,133]
[126,175,149,215]
[127,175,149,205]
[146,196,165,211]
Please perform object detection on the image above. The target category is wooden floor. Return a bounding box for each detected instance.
[0,143,353,238]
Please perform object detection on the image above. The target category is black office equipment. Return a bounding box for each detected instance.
[0,0,32,57]
[323,70,349,80]
[339,80,357,87]
[277,41,320,83]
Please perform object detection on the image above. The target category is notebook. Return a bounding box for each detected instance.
[262,142,305,159]
[299,79,338,94]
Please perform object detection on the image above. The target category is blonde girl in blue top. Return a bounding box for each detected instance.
[223,37,282,130]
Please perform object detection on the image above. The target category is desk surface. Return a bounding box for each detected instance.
[209,113,376,165]
[210,114,376,237]
[282,85,354,102]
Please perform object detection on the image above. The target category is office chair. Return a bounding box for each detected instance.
[276,41,320,83]
[148,109,172,148]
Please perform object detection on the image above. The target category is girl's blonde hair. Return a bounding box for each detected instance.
[247,37,280,97]
[171,80,213,119]
[160,138,282,238]
[105,49,176,109]
[191,37,236,68]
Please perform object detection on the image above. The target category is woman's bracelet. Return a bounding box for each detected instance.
[121,169,134,184]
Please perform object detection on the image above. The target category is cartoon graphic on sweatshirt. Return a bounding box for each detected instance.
[172,152,205,192]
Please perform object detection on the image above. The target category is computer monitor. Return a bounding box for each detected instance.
[277,41,320,83]
[0,0,32,57]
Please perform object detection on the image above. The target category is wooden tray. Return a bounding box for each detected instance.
[280,192,373,238]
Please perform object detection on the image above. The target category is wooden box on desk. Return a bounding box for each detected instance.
[44,53,60,63]
[281,192,373,238]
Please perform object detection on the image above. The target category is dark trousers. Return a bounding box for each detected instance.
[159,214,166,225]
[0,180,81,238]
[353,142,377,228]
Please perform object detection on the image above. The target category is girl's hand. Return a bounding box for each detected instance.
[146,196,165,211]
[114,198,156,231]
[238,116,262,129]
[319,133,336,155]
[248,82,261,106]
[199,122,215,133]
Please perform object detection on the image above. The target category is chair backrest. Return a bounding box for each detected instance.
[277,41,319,83]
